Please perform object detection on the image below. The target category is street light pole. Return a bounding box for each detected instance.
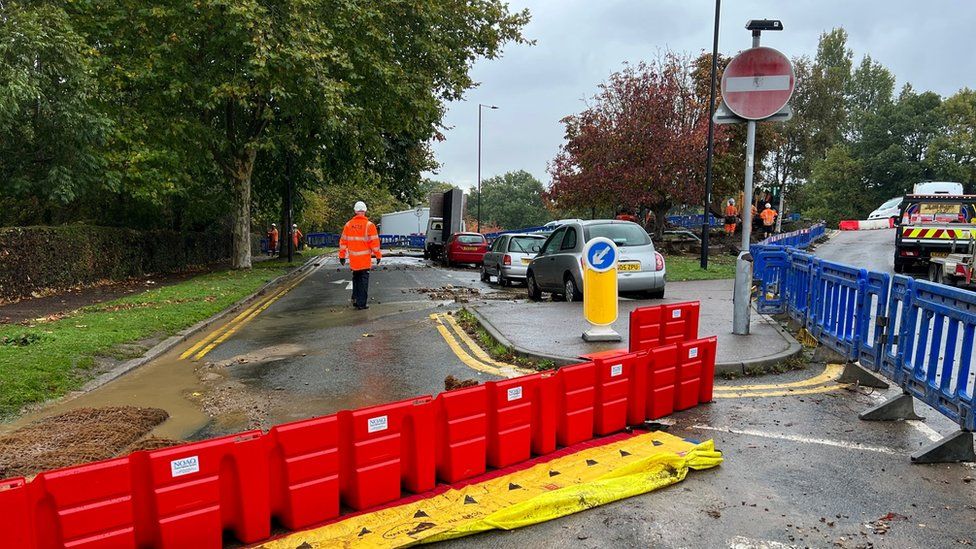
[701,0,721,269]
[477,103,498,233]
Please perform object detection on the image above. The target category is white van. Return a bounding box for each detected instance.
[868,196,903,221]
[913,181,964,195]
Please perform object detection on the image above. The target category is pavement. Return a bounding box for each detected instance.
[470,279,800,375]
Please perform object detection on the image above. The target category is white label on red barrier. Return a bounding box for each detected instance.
[672,310,681,319]
[689,347,699,359]
[170,456,199,478]
[367,415,388,433]
[610,364,623,377]
[507,386,523,401]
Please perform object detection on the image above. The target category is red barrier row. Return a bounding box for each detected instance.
[1,304,716,548]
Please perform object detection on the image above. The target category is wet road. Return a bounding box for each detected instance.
[442,365,976,548]
[811,228,896,274]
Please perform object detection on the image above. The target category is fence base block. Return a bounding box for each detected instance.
[911,430,976,464]
[859,392,923,421]
[838,363,890,389]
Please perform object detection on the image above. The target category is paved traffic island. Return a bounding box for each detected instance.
[469,279,800,376]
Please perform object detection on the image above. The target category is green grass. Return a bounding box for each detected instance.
[665,254,737,281]
[454,309,555,371]
[0,249,333,418]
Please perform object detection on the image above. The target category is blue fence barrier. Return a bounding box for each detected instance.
[752,221,976,447]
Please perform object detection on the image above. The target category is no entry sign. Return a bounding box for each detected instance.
[721,46,795,120]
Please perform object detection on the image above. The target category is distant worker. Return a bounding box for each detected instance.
[749,202,759,232]
[615,208,639,224]
[339,201,382,310]
[759,203,777,238]
[724,198,738,236]
[292,224,304,251]
[268,223,279,256]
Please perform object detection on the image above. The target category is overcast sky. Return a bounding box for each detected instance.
[426,0,976,190]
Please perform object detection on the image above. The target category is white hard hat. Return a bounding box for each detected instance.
[728,198,735,205]
[271,223,276,227]
[765,203,771,208]
[292,224,297,228]
[354,201,368,212]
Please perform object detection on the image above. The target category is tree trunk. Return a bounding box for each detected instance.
[651,202,670,241]
[228,152,257,269]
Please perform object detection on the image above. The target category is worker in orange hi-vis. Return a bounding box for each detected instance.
[759,202,778,239]
[338,201,382,310]
[723,198,739,236]
[268,223,279,256]
[292,224,304,251]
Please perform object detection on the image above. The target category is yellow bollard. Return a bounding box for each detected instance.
[581,237,621,342]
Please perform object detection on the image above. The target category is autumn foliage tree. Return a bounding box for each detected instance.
[547,53,723,236]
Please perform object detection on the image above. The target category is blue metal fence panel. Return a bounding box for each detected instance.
[785,250,815,325]
[895,279,976,431]
[752,246,789,314]
[856,271,891,370]
[306,233,340,248]
[806,260,863,361]
[879,275,914,381]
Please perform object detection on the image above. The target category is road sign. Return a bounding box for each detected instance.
[581,237,621,341]
[721,46,795,121]
[583,238,618,273]
[714,103,792,125]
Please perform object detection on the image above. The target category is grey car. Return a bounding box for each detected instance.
[526,220,666,301]
[481,233,547,286]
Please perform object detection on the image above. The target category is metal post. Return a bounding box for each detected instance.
[700,0,721,269]
[285,151,294,263]
[477,106,482,233]
[732,29,762,334]
[776,184,785,233]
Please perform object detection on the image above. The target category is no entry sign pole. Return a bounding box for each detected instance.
[728,21,792,335]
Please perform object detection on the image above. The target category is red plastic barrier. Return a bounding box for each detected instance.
[267,415,340,530]
[29,457,137,549]
[556,362,596,446]
[486,374,545,468]
[662,302,700,346]
[435,385,488,483]
[838,220,859,230]
[338,396,435,510]
[675,337,717,411]
[647,344,678,420]
[591,351,639,435]
[629,301,700,352]
[533,372,559,456]
[698,336,719,403]
[135,431,270,548]
[0,478,33,548]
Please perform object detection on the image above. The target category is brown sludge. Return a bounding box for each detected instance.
[0,406,170,478]
[444,375,479,391]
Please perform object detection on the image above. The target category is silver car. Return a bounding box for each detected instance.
[526,220,666,301]
[481,233,547,286]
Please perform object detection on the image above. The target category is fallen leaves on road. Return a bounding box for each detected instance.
[444,375,479,391]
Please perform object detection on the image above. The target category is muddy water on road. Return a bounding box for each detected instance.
[0,346,209,440]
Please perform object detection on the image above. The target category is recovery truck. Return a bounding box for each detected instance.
[894,194,976,274]
[423,188,466,260]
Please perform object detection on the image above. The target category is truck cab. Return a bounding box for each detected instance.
[894,194,976,273]
[423,217,445,260]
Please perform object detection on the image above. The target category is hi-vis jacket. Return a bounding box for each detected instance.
[339,213,382,271]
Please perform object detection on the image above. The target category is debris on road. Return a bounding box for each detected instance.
[867,512,908,535]
[413,285,482,302]
[444,375,479,391]
[0,406,169,477]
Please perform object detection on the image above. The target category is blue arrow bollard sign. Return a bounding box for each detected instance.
[584,239,618,273]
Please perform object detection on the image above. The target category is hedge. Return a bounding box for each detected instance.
[0,225,254,301]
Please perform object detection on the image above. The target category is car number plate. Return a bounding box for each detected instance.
[462,246,477,251]
[619,262,641,272]
[930,252,949,258]
[521,258,531,265]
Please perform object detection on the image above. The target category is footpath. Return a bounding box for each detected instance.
[470,279,801,375]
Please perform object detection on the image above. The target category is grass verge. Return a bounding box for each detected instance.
[454,309,555,371]
[666,254,737,281]
[0,249,333,418]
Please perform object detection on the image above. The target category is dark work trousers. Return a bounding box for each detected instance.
[352,269,370,308]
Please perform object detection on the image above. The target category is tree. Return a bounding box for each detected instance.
[798,145,869,225]
[0,3,110,225]
[467,170,549,230]
[806,29,853,164]
[547,53,719,237]
[927,89,976,188]
[69,1,529,268]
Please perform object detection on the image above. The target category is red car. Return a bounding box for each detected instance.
[444,232,488,267]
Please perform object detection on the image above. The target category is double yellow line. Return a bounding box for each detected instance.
[430,313,534,378]
[179,268,317,362]
[712,363,846,398]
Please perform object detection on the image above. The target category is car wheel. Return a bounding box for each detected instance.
[423,249,430,260]
[480,265,490,282]
[928,263,939,283]
[444,256,451,268]
[894,257,905,274]
[498,270,509,287]
[526,272,542,301]
[564,275,582,302]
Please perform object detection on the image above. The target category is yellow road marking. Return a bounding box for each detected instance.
[713,384,847,398]
[430,313,533,378]
[185,268,316,361]
[714,363,844,392]
[441,312,519,370]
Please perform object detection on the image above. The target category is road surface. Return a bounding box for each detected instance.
[810,228,896,274]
